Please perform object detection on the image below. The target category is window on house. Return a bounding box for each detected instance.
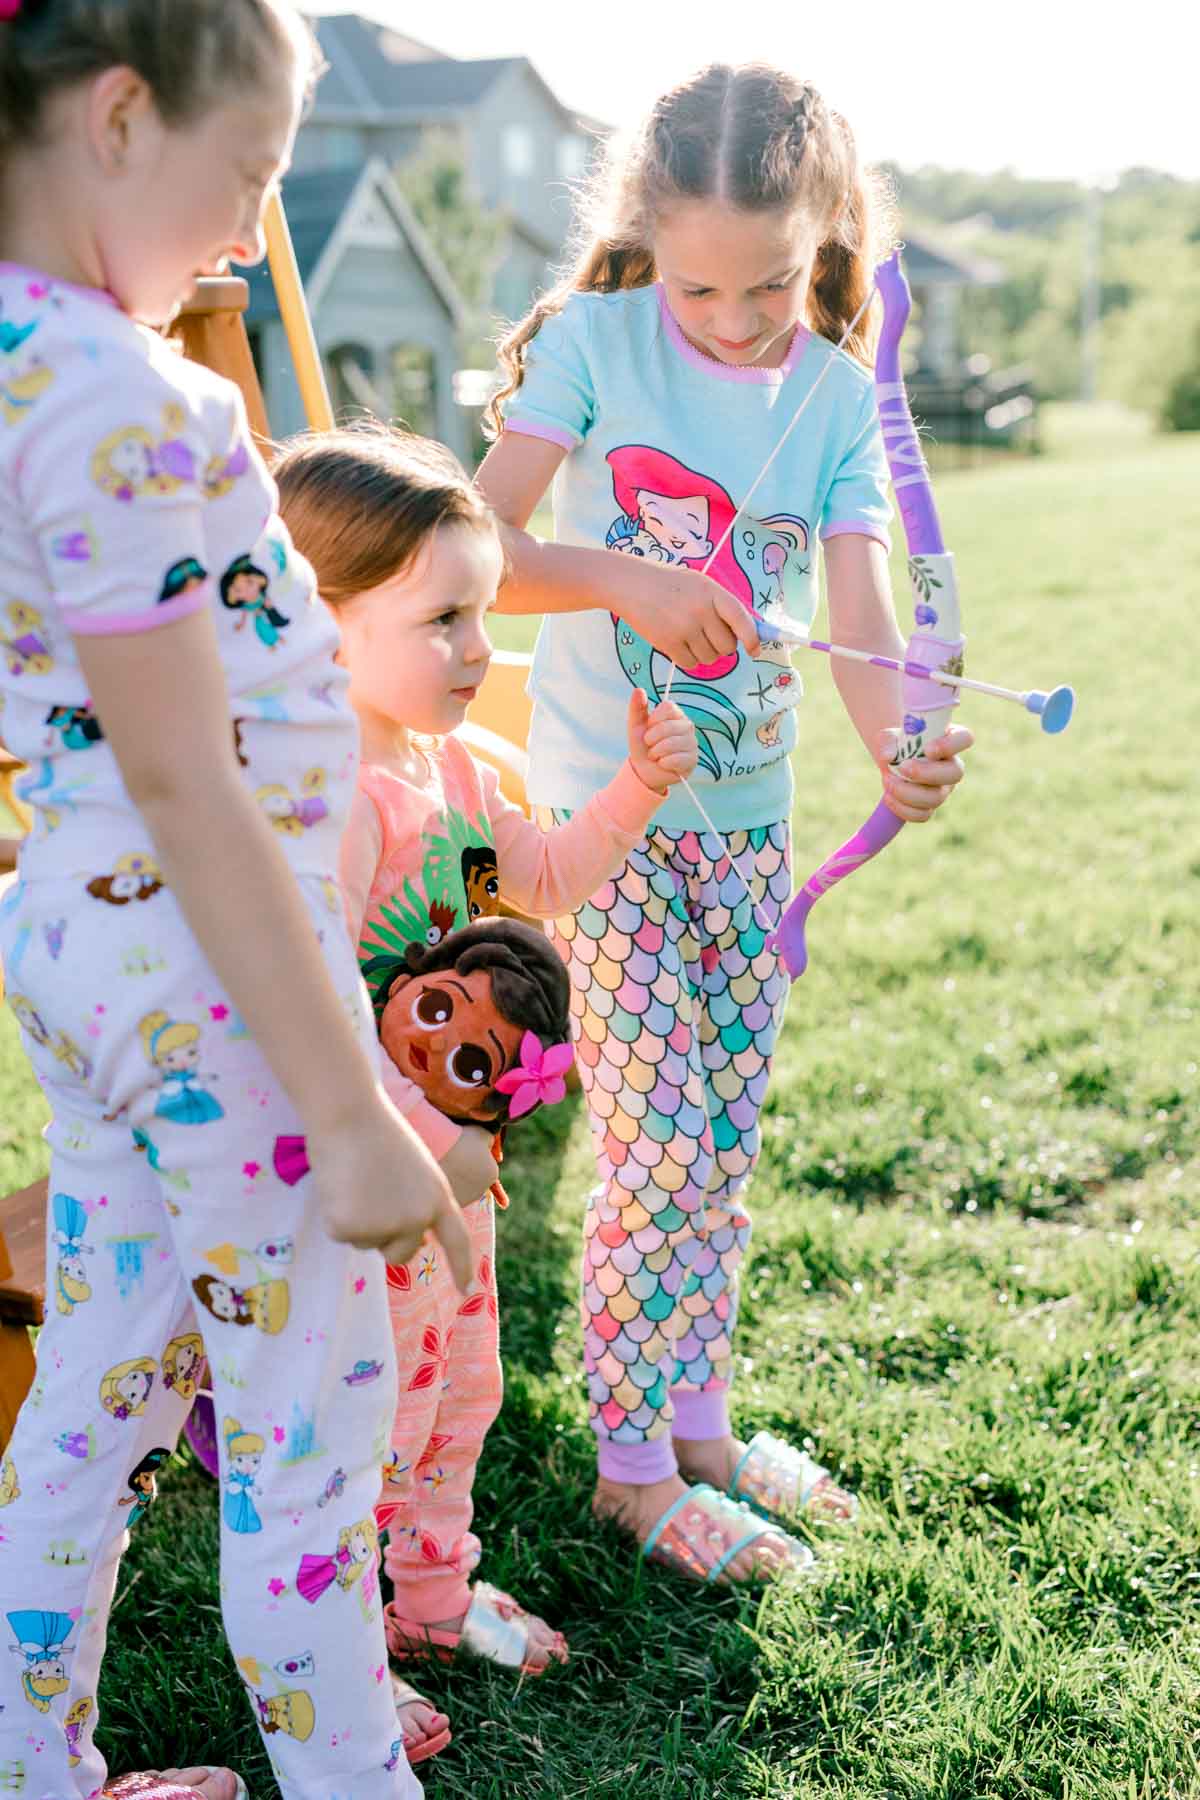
[558,134,588,179]
[501,124,535,179]
[322,127,364,168]
[392,345,437,438]
[327,343,382,420]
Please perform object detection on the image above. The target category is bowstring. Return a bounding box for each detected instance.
[658,283,880,940]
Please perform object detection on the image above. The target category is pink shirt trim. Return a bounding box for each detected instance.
[656,285,809,385]
[0,262,120,310]
[64,582,213,637]
[504,416,579,452]
[820,519,892,550]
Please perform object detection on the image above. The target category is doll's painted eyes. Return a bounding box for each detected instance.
[413,987,453,1028]
[448,1044,492,1090]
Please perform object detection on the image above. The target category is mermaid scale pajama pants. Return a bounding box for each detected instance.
[545,819,792,1485]
[0,874,422,1800]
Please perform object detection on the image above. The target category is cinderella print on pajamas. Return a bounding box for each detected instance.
[0,873,421,1800]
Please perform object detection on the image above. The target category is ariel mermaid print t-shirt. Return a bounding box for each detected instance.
[504,284,892,832]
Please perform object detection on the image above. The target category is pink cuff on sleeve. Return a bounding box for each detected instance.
[504,417,579,452]
[819,521,892,551]
[593,760,666,837]
[65,580,214,637]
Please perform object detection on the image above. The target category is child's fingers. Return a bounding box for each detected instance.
[712,587,761,657]
[924,724,975,758]
[428,1191,474,1294]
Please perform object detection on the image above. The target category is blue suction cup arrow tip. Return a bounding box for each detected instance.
[1037,685,1075,734]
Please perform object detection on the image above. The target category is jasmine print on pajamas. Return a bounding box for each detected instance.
[0,265,422,1798]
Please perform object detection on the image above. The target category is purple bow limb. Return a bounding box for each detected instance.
[771,249,956,980]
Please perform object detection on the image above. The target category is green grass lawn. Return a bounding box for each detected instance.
[2,408,1198,1797]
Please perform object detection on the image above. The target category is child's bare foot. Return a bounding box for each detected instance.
[672,1433,744,1490]
[592,1470,799,1584]
[390,1674,451,1763]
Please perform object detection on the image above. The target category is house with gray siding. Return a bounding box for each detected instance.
[294,13,595,321]
[240,158,471,459]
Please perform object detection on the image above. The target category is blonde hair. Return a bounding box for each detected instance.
[335,1516,379,1588]
[488,62,895,436]
[223,1417,265,1458]
[139,1011,198,1065]
[162,1332,204,1392]
[272,423,496,613]
[99,1357,156,1416]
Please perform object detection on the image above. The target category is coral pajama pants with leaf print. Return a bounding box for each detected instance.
[543,818,792,1485]
[0,874,422,1800]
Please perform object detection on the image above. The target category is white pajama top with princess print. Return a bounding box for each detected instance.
[0,265,357,887]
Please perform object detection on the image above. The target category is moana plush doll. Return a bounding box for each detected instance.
[185,920,573,1478]
[361,917,572,1129]
[269,918,573,1195]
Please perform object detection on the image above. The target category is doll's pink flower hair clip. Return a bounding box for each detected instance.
[494,1033,574,1120]
[0,2,24,19]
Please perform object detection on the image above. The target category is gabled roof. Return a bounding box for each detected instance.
[240,159,465,328]
[902,230,1003,287]
[306,13,579,127]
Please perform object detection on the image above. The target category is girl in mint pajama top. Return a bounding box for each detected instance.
[476,61,975,1587]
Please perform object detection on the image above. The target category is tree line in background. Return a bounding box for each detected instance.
[394,138,1200,433]
[889,164,1200,430]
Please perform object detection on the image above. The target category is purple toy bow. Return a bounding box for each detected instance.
[769,250,966,978]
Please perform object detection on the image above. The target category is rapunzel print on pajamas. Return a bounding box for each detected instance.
[0,102,454,1786]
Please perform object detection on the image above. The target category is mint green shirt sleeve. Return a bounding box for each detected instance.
[503,294,595,449]
[819,383,893,549]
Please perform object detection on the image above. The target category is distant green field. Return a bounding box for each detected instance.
[2,407,1197,1798]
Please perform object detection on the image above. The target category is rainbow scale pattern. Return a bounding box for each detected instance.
[549,820,791,1450]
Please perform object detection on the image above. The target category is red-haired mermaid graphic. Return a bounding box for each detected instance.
[604,444,808,780]
[607,445,755,680]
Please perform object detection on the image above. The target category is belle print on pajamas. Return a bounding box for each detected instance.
[237,1656,317,1743]
[192,1239,291,1335]
[139,1011,224,1124]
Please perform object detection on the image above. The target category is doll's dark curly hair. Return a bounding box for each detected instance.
[362,918,571,1125]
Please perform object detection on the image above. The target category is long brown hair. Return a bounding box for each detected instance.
[487,63,894,437]
[272,422,497,611]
